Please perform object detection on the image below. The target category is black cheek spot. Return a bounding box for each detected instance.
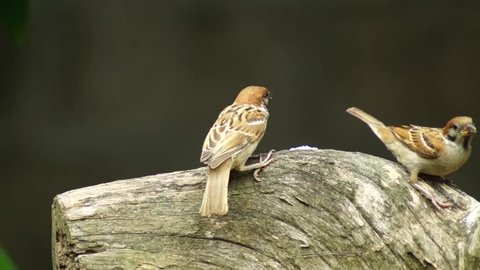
[463,136,471,149]
[447,134,457,142]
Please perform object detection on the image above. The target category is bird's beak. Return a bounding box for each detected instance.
[269,92,273,100]
[460,124,477,136]
[264,92,272,105]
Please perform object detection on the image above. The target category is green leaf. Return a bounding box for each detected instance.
[0,0,29,43]
[0,246,16,270]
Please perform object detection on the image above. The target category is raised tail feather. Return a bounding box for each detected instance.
[346,107,396,144]
[199,159,233,217]
[346,107,386,128]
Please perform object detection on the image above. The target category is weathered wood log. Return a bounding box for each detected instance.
[52,149,480,269]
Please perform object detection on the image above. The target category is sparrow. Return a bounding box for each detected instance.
[199,86,274,217]
[346,107,476,209]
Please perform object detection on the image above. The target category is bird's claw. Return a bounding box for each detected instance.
[253,149,275,181]
[411,183,453,210]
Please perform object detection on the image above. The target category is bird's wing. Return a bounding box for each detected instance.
[390,125,444,159]
[201,105,268,168]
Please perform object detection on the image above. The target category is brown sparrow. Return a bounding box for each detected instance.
[346,107,476,209]
[199,86,274,217]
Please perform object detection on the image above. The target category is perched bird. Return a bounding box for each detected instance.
[346,107,476,209]
[199,86,274,217]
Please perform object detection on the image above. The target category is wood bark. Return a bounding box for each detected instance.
[52,149,480,269]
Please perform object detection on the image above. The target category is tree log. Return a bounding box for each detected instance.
[52,148,480,269]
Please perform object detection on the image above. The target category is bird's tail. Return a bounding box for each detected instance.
[199,159,233,217]
[346,107,395,143]
[346,107,386,128]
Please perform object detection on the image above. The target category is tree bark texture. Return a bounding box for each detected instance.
[52,149,480,269]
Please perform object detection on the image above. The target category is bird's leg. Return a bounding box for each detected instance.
[419,173,463,194]
[409,171,453,209]
[253,149,276,181]
[237,149,275,181]
[422,173,456,186]
[408,169,422,186]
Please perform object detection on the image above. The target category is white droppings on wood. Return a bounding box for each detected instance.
[288,145,318,151]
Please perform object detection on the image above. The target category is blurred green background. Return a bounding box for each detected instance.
[1,1,480,269]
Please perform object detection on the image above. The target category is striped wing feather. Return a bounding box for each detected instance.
[201,105,268,169]
[390,125,444,159]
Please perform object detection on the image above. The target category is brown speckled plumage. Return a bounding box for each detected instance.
[199,86,273,217]
[347,107,476,209]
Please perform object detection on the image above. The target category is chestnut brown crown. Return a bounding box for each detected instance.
[233,86,270,106]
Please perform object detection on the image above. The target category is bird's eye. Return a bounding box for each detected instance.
[452,124,458,130]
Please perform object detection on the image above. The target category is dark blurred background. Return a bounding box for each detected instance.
[1,1,480,269]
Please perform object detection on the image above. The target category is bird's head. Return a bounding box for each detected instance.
[443,116,476,148]
[234,86,271,107]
